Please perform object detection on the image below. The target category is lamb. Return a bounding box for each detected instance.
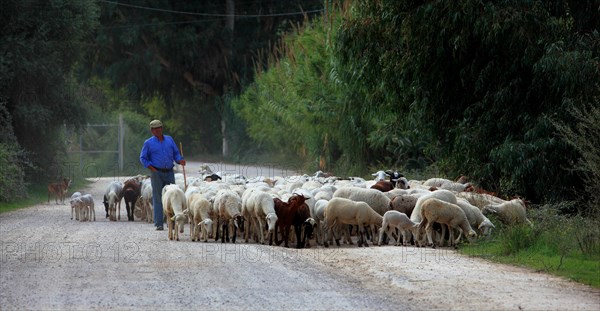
[323,197,383,247]
[186,192,214,242]
[72,194,95,222]
[162,184,188,241]
[378,210,418,246]
[139,179,153,223]
[456,198,495,236]
[419,198,477,248]
[122,178,141,222]
[482,199,533,227]
[70,192,82,220]
[103,181,123,221]
[214,189,245,243]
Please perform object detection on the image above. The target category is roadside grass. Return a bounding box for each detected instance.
[460,205,600,288]
[0,178,91,214]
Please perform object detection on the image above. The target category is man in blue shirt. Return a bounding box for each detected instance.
[140,120,186,230]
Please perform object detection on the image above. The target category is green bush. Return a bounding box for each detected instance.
[0,143,27,202]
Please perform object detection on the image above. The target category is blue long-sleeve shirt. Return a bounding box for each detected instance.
[139,135,184,170]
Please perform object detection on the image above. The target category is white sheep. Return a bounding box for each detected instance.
[70,192,82,220]
[372,170,389,181]
[310,199,328,245]
[332,187,391,244]
[103,181,123,221]
[214,189,244,243]
[187,192,214,242]
[456,191,506,210]
[378,210,418,246]
[410,189,457,223]
[482,198,533,227]
[162,184,188,241]
[423,177,473,192]
[332,187,390,216]
[79,194,95,222]
[456,198,495,236]
[139,179,153,223]
[250,191,278,245]
[323,197,383,247]
[410,189,458,246]
[419,198,477,248]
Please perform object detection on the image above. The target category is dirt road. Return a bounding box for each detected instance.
[1,163,599,310]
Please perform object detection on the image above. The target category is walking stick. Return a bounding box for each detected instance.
[179,142,187,191]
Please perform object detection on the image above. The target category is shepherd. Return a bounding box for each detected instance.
[140,119,186,231]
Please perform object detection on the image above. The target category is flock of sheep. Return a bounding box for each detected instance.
[68,169,534,249]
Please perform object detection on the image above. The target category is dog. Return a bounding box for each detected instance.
[47,178,72,204]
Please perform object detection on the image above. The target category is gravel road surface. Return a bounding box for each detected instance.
[1,162,599,310]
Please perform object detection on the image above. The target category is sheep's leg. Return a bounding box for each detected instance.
[220,221,227,243]
[190,221,197,242]
[343,225,352,245]
[390,227,400,246]
[274,224,283,246]
[232,225,237,244]
[454,229,463,246]
[174,222,179,241]
[439,224,447,247]
[283,226,290,248]
[294,225,303,249]
[256,217,265,244]
[425,223,435,248]
[378,227,385,246]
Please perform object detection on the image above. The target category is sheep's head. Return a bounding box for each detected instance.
[372,170,389,181]
[265,213,278,232]
[233,214,245,232]
[200,219,213,236]
[482,206,497,216]
[467,229,477,240]
[478,219,495,236]
[395,177,410,189]
[172,213,188,225]
[303,218,316,238]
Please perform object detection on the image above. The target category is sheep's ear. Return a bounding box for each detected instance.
[170,216,175,221]
[371,173,378,176]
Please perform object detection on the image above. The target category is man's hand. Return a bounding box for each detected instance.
[179,160,186,166]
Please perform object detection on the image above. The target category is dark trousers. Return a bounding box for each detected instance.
[150,170,175,227]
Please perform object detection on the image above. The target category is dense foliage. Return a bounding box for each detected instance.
[233,1,599,209]
[1,0,98,194]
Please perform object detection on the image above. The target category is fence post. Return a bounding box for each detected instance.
[119,113,124,172]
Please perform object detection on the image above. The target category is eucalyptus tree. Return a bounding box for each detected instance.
[335,0,599,204]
